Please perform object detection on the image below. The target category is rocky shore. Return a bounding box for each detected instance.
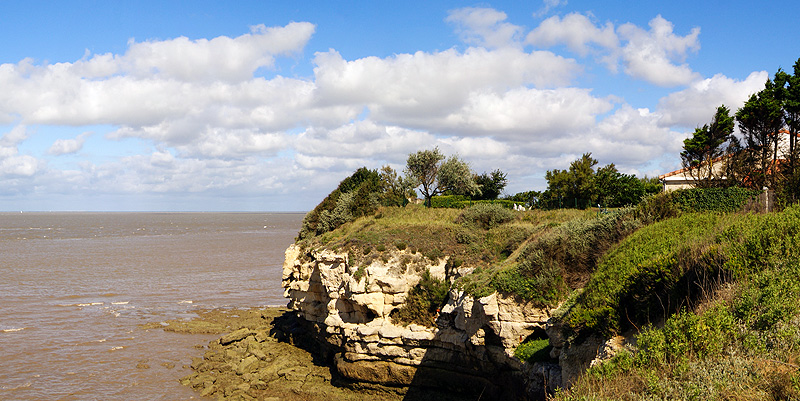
[164,307,475,400]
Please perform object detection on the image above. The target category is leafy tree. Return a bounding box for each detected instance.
[379,165,417,206]
[773,58,800,201]
[735,82,783,189]
[473,169,508,200]
[680,105,735,188]
[640,176,663,196]
[405,148,480,206]
[438,156,481,197]
[506,190,541,209]
[594,164,646,207]
[405,148,446,207]
[545,153,598,209]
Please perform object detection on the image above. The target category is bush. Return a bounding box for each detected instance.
[457,203,515,230]
[391,270,450,327]
[672,187,761,213]
[514,338,553,363]
[298,167,383,239]
[490,208,644,307]
[431,195,469,208]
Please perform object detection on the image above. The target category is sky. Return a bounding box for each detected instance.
[1,1,799,212]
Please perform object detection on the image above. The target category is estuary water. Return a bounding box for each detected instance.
[0,212,304,400]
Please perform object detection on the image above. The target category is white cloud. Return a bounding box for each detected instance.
[526,13,701,86]
[618,15,701,87]
[534,0,568,18]
[446,7,524,49]
[312,47,581,131]
[0,126,42,178]
[48,132,91,155]
[78,22,316,82]
[657,71,769,127]
[527,13,618,56]
[427,87,614,138]
[588,105,687,165]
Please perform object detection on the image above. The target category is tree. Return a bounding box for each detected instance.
[473,169,508,200]
[680,105,735,188]
[405,148,446,207]
[438,156,481,197]
[773,58,800,201]
[735,82,783,189]
[404,148,480,207]
[545,153,597,209]
[379,165,417,207]
[594,164,646,207]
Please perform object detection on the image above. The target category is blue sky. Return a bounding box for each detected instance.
[1,0,799,211]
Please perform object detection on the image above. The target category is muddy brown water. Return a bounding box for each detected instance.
[0,212,303,400]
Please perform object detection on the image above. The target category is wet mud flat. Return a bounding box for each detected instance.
[145,307,405,401]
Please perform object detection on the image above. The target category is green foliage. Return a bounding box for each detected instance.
[406,147,446,207]
[430,195,469,208]
[473,169,508,200]
[514,338,553,363]
[379,165,417,206]
[297,167,384,240]
[734,80,784,189]
[567,213,726,334]
[431,195,520,209]
[556,207,800,400]
[594,164,647,207]
[545,153,598,210]
[391,270,450,327]
[457,203,515,230]
[438,155,481,197]
[506,190,541,209]
[489,207,644,306]
[542,153,658,210]
[680,105,736,188]
[672,187,761,212]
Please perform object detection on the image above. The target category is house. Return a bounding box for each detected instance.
[659,130,798,192]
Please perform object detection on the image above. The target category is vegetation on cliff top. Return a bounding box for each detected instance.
[555,206,800,400]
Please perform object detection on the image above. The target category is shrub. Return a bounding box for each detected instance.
[489,208,643,307]
[514,338,552,363]
[431,195,469,208]
[672,187,761,213]
[391,270,450,327]
[457,203,516,230]
[298,167,383,239]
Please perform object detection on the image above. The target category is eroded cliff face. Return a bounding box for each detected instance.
[281,243,603,398]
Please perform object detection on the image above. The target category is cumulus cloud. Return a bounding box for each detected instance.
[657,71,769,127]
[446,7,524,49]
[73,22,316,82]
[0,126,42,178]
[618,16,701,86]
[527,13,618,56]
[312,47,581,131]
[526,13,701,86]
[0,10,774,210]
[48,132,91,155]
[428,87,614,139]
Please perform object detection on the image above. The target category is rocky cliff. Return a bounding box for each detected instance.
[281,244,613,399]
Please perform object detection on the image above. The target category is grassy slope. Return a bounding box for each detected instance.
[555,206,800,400]
[298,197,800,399]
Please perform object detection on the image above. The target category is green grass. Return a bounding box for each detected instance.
[553,205,800,401]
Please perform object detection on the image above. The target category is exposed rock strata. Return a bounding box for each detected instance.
[282,244,604,399]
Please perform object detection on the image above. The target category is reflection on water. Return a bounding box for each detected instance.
[0,212,303,400]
